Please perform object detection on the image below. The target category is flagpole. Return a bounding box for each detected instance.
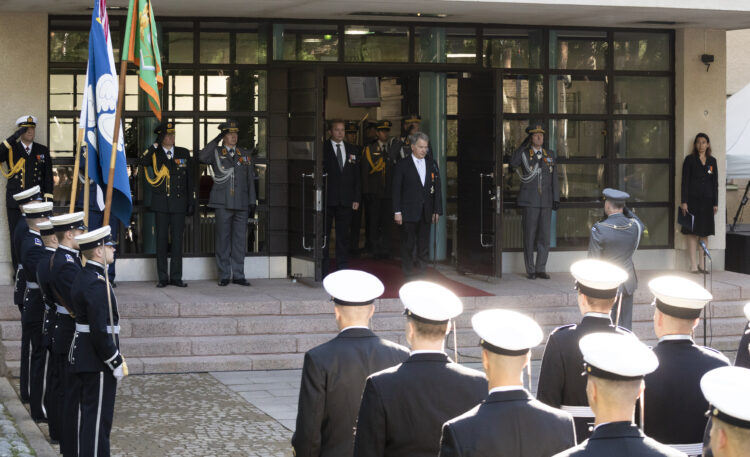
[70,127,85,213]
[102,59,128,227]
[83,143,90,227]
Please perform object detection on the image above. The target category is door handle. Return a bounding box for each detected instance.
[479,173,495,248]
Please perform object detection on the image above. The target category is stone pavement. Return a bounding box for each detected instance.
[0,403,34,457]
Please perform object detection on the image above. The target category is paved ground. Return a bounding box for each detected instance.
[0,403,34,457]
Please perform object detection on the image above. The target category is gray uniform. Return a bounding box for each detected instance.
[588,210,644,330]
[198,139,257,281]
[510,146,560,275]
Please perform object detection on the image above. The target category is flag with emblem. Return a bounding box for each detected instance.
[122,0,163,120]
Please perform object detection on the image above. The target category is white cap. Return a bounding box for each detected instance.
[744,302,750,322]
[400,281,462,323]
[75,226,116,251]
[13,186,41,202]
[16,115,37,127]
[648,276,712,319]
[701,366,750,429]
[472,309,543,355]
[23,201,53,217]
[579,332,658,380]
[571,259,628,299]
[323,270,384,306]
[49,212,87,231]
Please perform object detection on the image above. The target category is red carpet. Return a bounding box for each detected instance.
[342,258,494,299]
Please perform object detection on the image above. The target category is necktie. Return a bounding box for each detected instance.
[166,150,173,160]
[336,143,344,170]
[228,148,235,157]
[25,146,30,154]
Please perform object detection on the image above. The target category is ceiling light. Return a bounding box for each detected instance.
[345,29,372,35]
[349,12,448,19]
[447,53,476,58]
[303,38,323,43]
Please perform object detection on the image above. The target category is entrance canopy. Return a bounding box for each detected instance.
[727,83,750,179]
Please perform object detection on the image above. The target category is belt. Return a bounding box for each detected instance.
[26,281,39,289]
[561,405,594,418]
[667,443,703,456]
[55,305,69,315]
[75,323,120,334]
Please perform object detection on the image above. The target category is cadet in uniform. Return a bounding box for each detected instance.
[199,120,256,286]
[49,211,87,457]
[588,188,645,330]
[734,303,750,369]
[509,124,560,280]
[353,281,487,457]
[552,332,683,457]
[345,121,360,146]
[141,121,194,288]
[700,366,750,457]
[537,259,630,442]
[643,276,730,456]
[439,309,576,457]
[1,115,54,270]
[70,226,125,457]
[362,120,398,259]
[392,115,424,161]
[292,270,409,457]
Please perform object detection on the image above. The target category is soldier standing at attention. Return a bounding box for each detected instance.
[510,123,560,280]
[142,121,194,288]
[292,270,409,457]
[199,120,256,287]
[700,366,750,457]
[362,120,397,259]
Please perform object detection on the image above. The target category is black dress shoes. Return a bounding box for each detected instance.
[537,272,551,279]
[218,279,230,286]
[171,280,188,288]
[156,281,168,288]
[527,273,536,280]
[232,278,251,286]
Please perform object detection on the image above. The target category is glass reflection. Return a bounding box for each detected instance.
[344,26,409,62]
[484,28,543,68]
[550,120,606,159]
[614,76,669,115]
[557,164,605,201]
[551,75,607,114]
[614,32,670,71]
[550,30,608,70]
[503,75,544,114]
[614,119,669,159]
[618,164,669,202]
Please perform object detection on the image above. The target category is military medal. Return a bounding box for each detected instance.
[708,165,713,175]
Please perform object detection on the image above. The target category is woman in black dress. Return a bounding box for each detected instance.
[680,133,718,273]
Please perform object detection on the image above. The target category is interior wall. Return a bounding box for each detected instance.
[324,76,379,133]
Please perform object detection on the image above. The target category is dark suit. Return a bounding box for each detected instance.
[353,352,487,457]
[36,246,60,440]
[537,314,626,443]
[643,337,729,452]
[736,321,750,368]
[20,229,47,420]
[322,141,361,277]
[13,217,30,402]
[391,155,443,277]
[552,422,686,457]
[292,327,409,457]
[439,388,576,457]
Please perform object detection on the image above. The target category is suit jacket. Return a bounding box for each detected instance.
[0,140,54,207]
[439,388,576,457]
[509,146,559,208]
[736,322,750,368]
[141,145,195,213]
[323,141,361,207]
[391,155,443,223]
[37,247,57,347]
[353,352,487,457]
[588,211,645,295]
[643,338,729,445]
[291,328,410,457]
[198,140,257,211]
[681,154,718,206]
[537,315,627,442]
[552,422,686,457]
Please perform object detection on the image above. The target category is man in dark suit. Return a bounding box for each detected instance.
[537,259,630,443]
[439,309,576,457]
[643,276,729,455]
[141,121,195,288]
[553,332,682,457]
[353,281,487,457]
[700,367,750,457]
[735,303,750,369]
[292,270,409,457]
[322,120,361,277]
[392,132,442,278]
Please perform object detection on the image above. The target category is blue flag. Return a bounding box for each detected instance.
[79,0,132,226]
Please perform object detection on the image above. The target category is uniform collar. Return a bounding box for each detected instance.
[584,312,612,320]
[406,351,450,363]
[590,422,642,439]
[489,385,524,394]
[85,260,106,272]
[45,246,56,252]
[486,388,532,403]
[410,349,446,356]
[658,334,693,343]
[28,229,40,236]
[59,244,80,256]
[21,140,33,152]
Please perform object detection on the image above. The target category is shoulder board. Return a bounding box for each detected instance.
[700,345,723,355]
[551,323,576,334]
[615,326,633,334]
[65,253,74,263]
[34,238,42,246]
[96,273,106,281]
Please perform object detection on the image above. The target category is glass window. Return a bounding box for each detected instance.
[197,117,264,153]
[484,28,543,69]
[447,78,458,116]
[200,32,231,64]
[558,164,605,201]
[125,74,139,112]
[52,164,75,209]
[49,30,89,62]
[631,207,669,247]
[550,30,608,70]
[614,76,670,115]
[551,75,607,114]
[165,31,194,63]
[414,27,476,64]
[503,75,544,114]
[237,32,267,64]
[344,25,409,63]
[555,207,605,248]
[502,119,531,157]
[275,24,338,62]
[614,119,669,159]
[550,120,606,159]
[50,73,86,111]
[614,32,670,71]
[447,119,457,156]
[446,161,458,199]
[49,117,76,158]
[618,163,670,202]
[199,70,267,112]
[166,71,194,112]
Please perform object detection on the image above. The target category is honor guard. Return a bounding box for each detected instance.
[553,332,683,457]
[537,259,630,442]
[141,121,194,288]
[643,276,730,456]
[198,120,256,286]
[70,226,125,457]
[393,114,424,161]
[362,120,398,259]
[439,309,576,457]
[588,188,645,330]
[345,121,359,146]
[1,115,54,270]
[344,121,365,257]
[292,270,409,457]
[510,123,560,279]
[353,281,487,457]
[700,367,750,457]
[735,303,750,369]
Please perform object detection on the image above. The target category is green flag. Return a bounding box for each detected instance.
[122,0,163,120]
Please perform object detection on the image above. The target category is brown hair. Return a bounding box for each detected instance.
[409,317,448,339]
[328,119,345,131]
[692,133,712,157]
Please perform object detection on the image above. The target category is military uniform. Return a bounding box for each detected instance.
[36,222,59,441]
[553,422,686,457]
[141,122,195,287]
[198,120,256,285]
[736,303,750,369]
[700,367,750,457]
[509,124,560,278]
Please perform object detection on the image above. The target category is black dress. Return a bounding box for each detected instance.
[680,154,718,237]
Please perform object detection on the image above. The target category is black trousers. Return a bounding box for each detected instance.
[7,206,21,270]
[41,309,59,439]
[322,205,352,277]
[522,206,552,275]
[155,211,186,283]
[20,317,30,402]
[56,347,80,457]
[23,290,46,420]
[350,205,363,254]
[365,195,392,258]
[78,371,117,457]
[400,218,431,277]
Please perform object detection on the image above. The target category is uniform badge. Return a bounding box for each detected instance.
[34,238,42,246]
[708,165,713,175]
[96,273,105,281]
[349,154,357,164]
[65,253,74,263]
[37,154,45,161]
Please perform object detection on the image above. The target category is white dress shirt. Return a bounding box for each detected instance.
[412,154,426,185]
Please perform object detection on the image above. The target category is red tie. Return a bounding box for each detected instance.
[25,146,30,154]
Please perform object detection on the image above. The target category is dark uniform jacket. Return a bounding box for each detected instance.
[552,422,686,457]
[588,210,644,295]
[70,261,122,373]
[50,245,82,356]
[439,388,576,457]
[198,139,257,211]
[13,218,29,307]
[353,352,487,457]
[510,146,560,208]
[0,140,54,208]
[391,155,443,223]
[537,314,627,442]
[36,247,57,347]
[323,141,361,208]
[362,138,398,198]
[20,230,46,324]
[291,328,410,457]
[643,337,729,446]
[141,145,195,213]
[736,321,750,368]
[681,154,718,207]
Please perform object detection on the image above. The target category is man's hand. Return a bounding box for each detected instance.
[432,213,440,224]
[113,365,124,385]
[7,127,26,143]
[352,202,359,211]
[680,202,688,216]
[713,205,718,215]
[394,213,403,225]
[213,132,223,144]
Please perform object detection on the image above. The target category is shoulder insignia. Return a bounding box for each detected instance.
[65,253,74,263]
[96,273,106,281]
[34,238,42,246]
[591,225,598,232]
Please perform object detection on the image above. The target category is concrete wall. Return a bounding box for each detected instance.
[0,13,48,285]
[727,29,750,97]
